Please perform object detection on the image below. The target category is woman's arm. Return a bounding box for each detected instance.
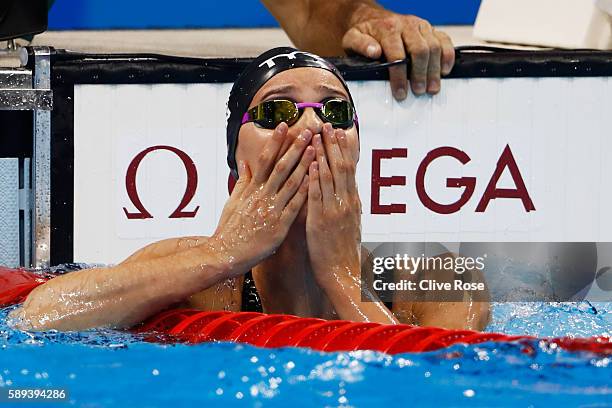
[120,236,207,265]
[10,123,313,332]
[316,252,398,325]
[306,125,397,324]
[9,238,235,331]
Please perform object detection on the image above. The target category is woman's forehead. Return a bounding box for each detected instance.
[252,67,348,102]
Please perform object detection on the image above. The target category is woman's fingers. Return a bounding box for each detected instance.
[307,161,323,214]
[313,133,335,203]
[335,129,358,196]
[216,160,251,232]
[322,123,348,196]
[279,174,309,226]
[233,160,251,197]
[276,145,315,206]
[266,129,312,193]
[252,122,289,184]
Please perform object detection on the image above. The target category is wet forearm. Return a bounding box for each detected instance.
[10,238,235,331]
[317,266,398,324]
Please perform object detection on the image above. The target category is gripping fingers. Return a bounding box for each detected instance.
[381,34,408,101]
[253,122,289,184]
[404,25,429,96]
[266,129,313,193]
[341,27,382,59]
[418,23,441,94]
[435,30,455,75]
[276,145,315,207]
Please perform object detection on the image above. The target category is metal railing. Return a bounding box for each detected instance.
[0,46,52,268]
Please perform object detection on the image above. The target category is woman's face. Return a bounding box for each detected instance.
[235,67,360,220]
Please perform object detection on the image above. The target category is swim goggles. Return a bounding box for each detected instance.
[241,98,358,130]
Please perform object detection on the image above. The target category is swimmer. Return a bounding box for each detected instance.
[10,48,487,332]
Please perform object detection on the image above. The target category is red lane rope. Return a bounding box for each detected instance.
[1,267,610,355]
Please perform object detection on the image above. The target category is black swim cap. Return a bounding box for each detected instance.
[226,47,355,179]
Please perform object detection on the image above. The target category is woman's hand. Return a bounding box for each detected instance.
[306,124,396,324]
[306,123,362,284]
[213,122,315,276]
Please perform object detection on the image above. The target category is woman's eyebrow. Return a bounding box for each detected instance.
[258,84,296,101]
[319,84,348,99]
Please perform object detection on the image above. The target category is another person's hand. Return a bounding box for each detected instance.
[342,5,455,100]
[213,122,314,274]
[306,124,362,285]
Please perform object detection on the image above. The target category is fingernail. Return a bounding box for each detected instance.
[302,130,312,142]
[414,82,426,94]
[428,80,440,93]
[394,87,407,100]
[367,44,378,58]
[443,62,452,74]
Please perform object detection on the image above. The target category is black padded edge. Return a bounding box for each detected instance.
[50,48,612,85]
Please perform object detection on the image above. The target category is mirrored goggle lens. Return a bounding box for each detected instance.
[321,99,354,127]
[253,100,299,128]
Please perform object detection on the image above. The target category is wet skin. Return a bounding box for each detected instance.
[10,68,488,331]
[180,68,488,328]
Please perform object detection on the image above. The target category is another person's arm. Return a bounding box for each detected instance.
[262,0,455,100]
[10,123,314,332]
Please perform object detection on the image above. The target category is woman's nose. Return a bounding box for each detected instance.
[294,107,324,137]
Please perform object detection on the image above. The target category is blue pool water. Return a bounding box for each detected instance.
[1,300,610,407]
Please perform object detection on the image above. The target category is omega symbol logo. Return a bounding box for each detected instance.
[123,145,200,219]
